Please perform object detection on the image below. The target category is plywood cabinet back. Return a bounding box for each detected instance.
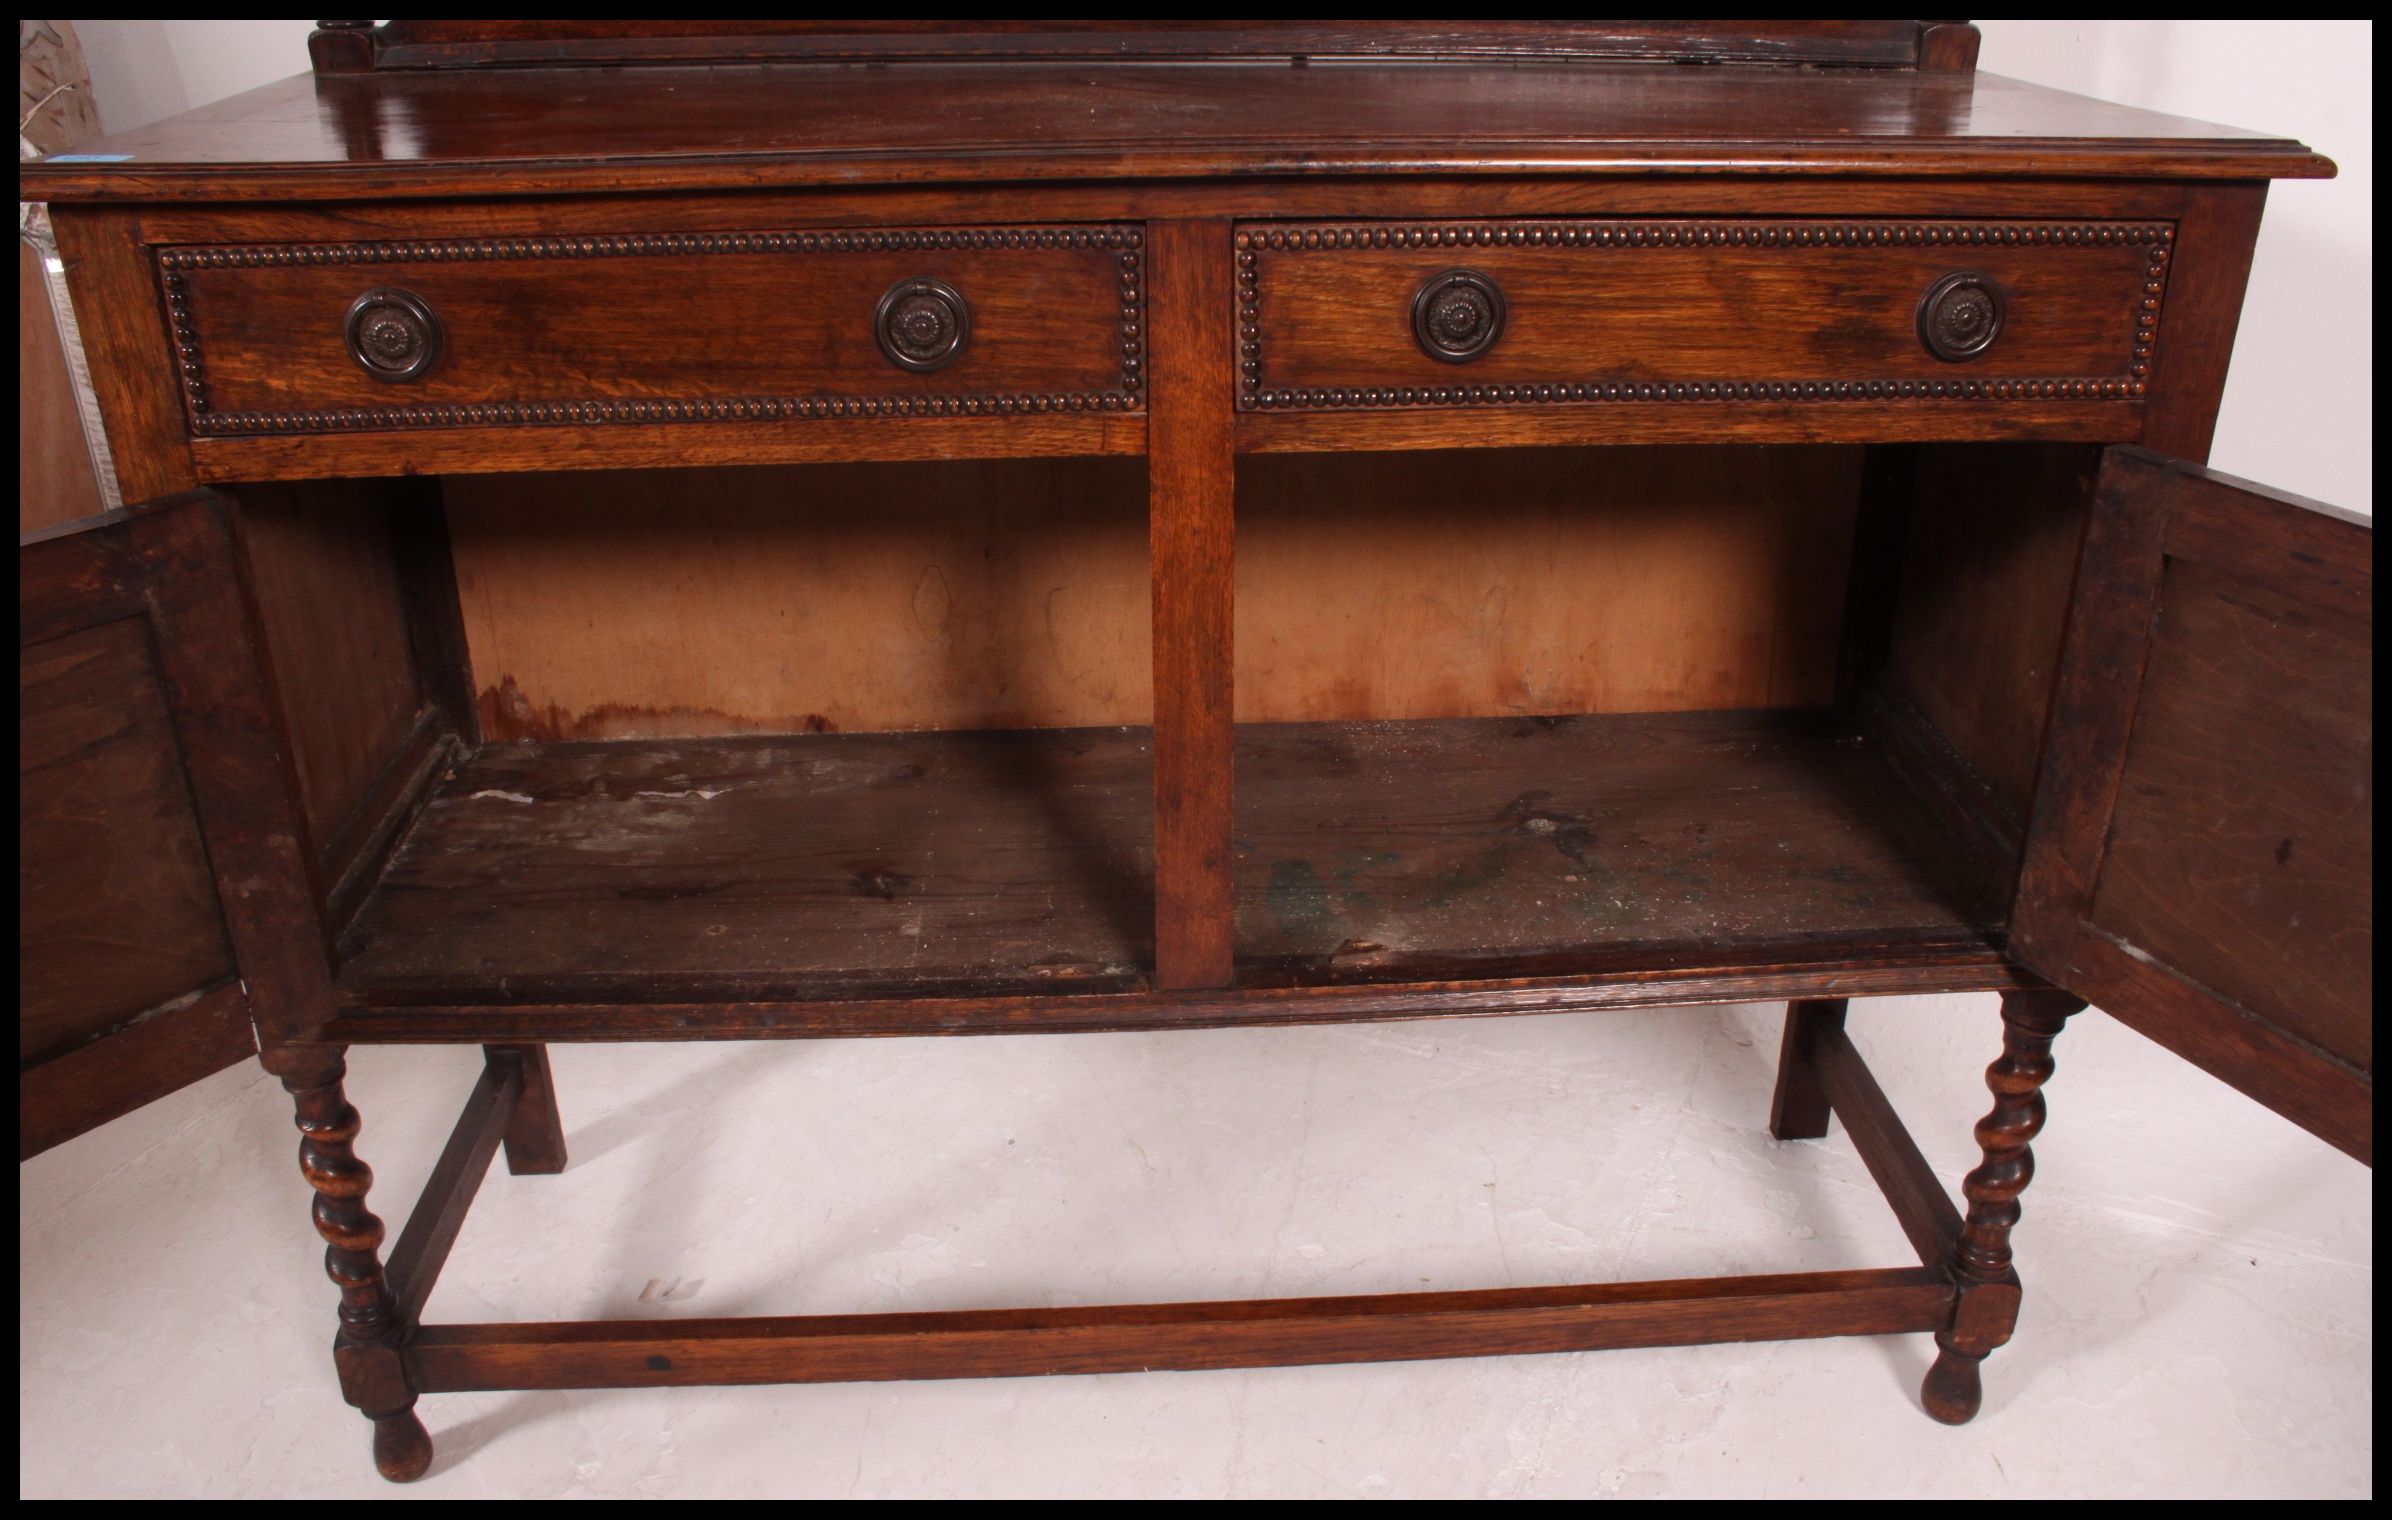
[445,447,1858,741]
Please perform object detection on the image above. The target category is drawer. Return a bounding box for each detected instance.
[1235,219,2171,412]
[157,227,1143,435]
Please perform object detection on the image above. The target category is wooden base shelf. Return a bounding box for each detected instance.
[333,709,2009,1032]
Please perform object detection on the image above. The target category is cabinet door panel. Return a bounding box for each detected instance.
[17,497,314,1157]
[2014,446,2371,1161]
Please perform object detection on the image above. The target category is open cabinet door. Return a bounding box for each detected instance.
[2013,447,2372,1163]
[19,498,271,1157]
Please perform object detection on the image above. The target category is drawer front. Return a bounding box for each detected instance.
[159,227,1143,435]
[1236,219,2171,412]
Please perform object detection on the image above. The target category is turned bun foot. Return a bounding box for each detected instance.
[371,1406,435,1482]
[1921,1336,1986,1425]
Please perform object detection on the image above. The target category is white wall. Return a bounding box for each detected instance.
[70,19,2373,507]
[73,18,315,133]
[1979,20,2372,509]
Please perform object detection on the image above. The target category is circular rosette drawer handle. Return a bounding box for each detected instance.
[875,277,972,372]
[1917,270,2006,362]
[344,288,442,382]
[1412,269,1507,363]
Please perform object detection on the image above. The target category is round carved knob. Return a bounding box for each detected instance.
[344,288,441,382]
[1917,271,2005,363]
[875,278,971,372]
[1412,270,1506,363]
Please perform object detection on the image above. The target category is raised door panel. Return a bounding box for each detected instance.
[19,510,257,1155]
[2012,446,2371,1162]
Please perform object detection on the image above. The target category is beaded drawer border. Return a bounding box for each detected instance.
[1233,220,2172,412]
[157,227,1145,436]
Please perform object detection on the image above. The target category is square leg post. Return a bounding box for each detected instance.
[1769,998,1850,1140]
[485,1044,567,1175]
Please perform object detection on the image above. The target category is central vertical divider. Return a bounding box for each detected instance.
[1146,218,1239,989]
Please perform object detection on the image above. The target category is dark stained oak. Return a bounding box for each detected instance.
[16,20,2368,1484]
[270,1045,432,1481]
[405,1267,1959,1393]
[1806,1020,1966,1268]
[329,711,2006,1014]
[18,980,254,1161]
[320,953,2032,1045]
[490,1044,568,1177]
[1880,443,2102,848]
[1242,219,2169,413]
[1767,999,1848,1142]
[17,498,305,1157]
[21,63,2331,205]
[1147,219,1239,989]
[19,241,109,534]
[159,228,1143,438]
[1921,988,2081,1424]
[2012,449,2372,1162]
[385,1052,523,1322]
[1232,711,2005,987]
[228,482,427,858]
[18,615,236,1068]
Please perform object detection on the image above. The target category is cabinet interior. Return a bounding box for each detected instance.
[238,441,2098,1013]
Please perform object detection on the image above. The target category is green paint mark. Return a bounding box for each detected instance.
[1265,859,1339,939]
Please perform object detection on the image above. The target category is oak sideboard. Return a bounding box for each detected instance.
[18,20,2371,1483]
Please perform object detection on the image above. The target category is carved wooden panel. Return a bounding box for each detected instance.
[157,227,1143,436]
[1239,220,2170,412]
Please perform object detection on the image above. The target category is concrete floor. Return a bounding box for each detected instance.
[18,993,2372,1498]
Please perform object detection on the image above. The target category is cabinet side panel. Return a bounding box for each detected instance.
[19,242,109,535]
[45,210,195,505]
[1885,443,2099,835]
[231,482,429,853]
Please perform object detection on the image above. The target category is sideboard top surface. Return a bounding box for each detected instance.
[21,59,2332,204]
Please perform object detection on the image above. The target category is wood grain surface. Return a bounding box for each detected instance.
[1245,220,2166,405]
[333,709,2004,1007]
[404,1266,1958,1392]
[18,616,236,1066]
[22,63,2331,205]
[441,446,1859,741]
[18,242,108,534]
[2089,559,2370,1070]
[231,483,427,854]
[2011,449,2372,1162]
[162,231,1140,434]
